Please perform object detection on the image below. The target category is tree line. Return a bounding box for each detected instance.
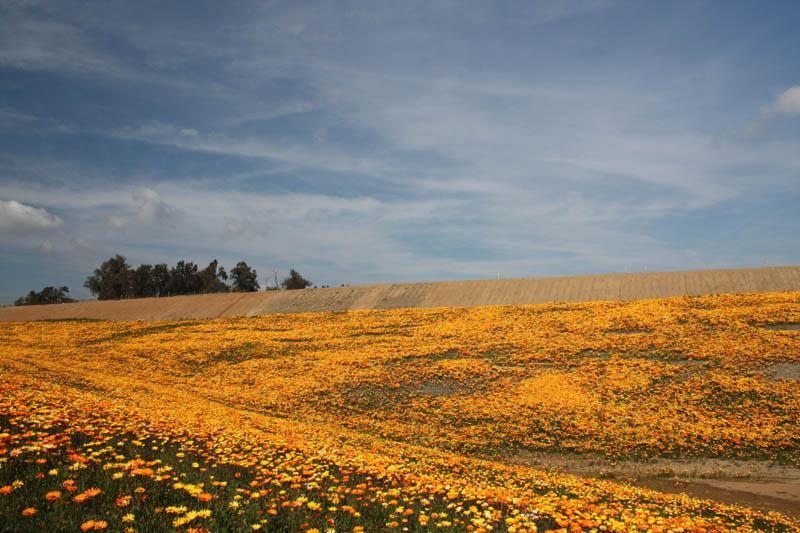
[15,286,76,306]
[14,254,313,305]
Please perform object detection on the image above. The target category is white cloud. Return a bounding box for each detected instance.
[225,221,245,235]
[180,128,199,136]
[106,187,180,229]
[39,239,54,254]
[771,86,800,116]
[0,199,63,230]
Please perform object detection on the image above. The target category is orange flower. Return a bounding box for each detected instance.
[45,490,62,500]
[0,485,12,495]
[116,495,132,507]
[197,492,213,502]
[73,493,89,503]
[22,507,37,516]
[80,520,108,531]
[84,487,102,497]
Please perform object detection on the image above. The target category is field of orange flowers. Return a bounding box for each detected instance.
[1,291,799,532]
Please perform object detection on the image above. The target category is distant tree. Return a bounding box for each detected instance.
[84,255,133,300]
[151,263,171,297]
[15,286,76,306]
[131,264,156,298]
[168,260,202,295]
[282,269,311,290]
[198,259,229,293]
[231,261,259,292]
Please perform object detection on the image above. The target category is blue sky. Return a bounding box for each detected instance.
[1,0,799,303]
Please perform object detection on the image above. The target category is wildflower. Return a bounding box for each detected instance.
[251,526,262,531]
[122,513,135,522]
[48,469,58,476]
[22,507,37,516]
[84,487,102,497]
[46,490,62,500]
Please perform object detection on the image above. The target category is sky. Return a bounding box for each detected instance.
[1,0,799,303]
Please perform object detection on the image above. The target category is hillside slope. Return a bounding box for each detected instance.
[2,265,799,322]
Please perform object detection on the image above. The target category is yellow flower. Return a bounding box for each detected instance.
[122,513,135,522]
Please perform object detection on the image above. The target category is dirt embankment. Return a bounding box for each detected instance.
[2,266,800,322]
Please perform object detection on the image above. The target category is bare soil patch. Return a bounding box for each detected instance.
[607,329,651,335]
[643,478,800,518]
[502,449,800,517]
[761,323,800,331]
[763,362,800,381]
[415,381,462,397]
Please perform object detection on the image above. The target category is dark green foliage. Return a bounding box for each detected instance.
[281,269,311,290]
[168,260,202,295]
[85,256,233,300]
[198,259,229,294]
[151,263,171,296]
[231,261,260,292]
[131,264,156,298]
[83,254,133,300]
[15,286,76,306]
